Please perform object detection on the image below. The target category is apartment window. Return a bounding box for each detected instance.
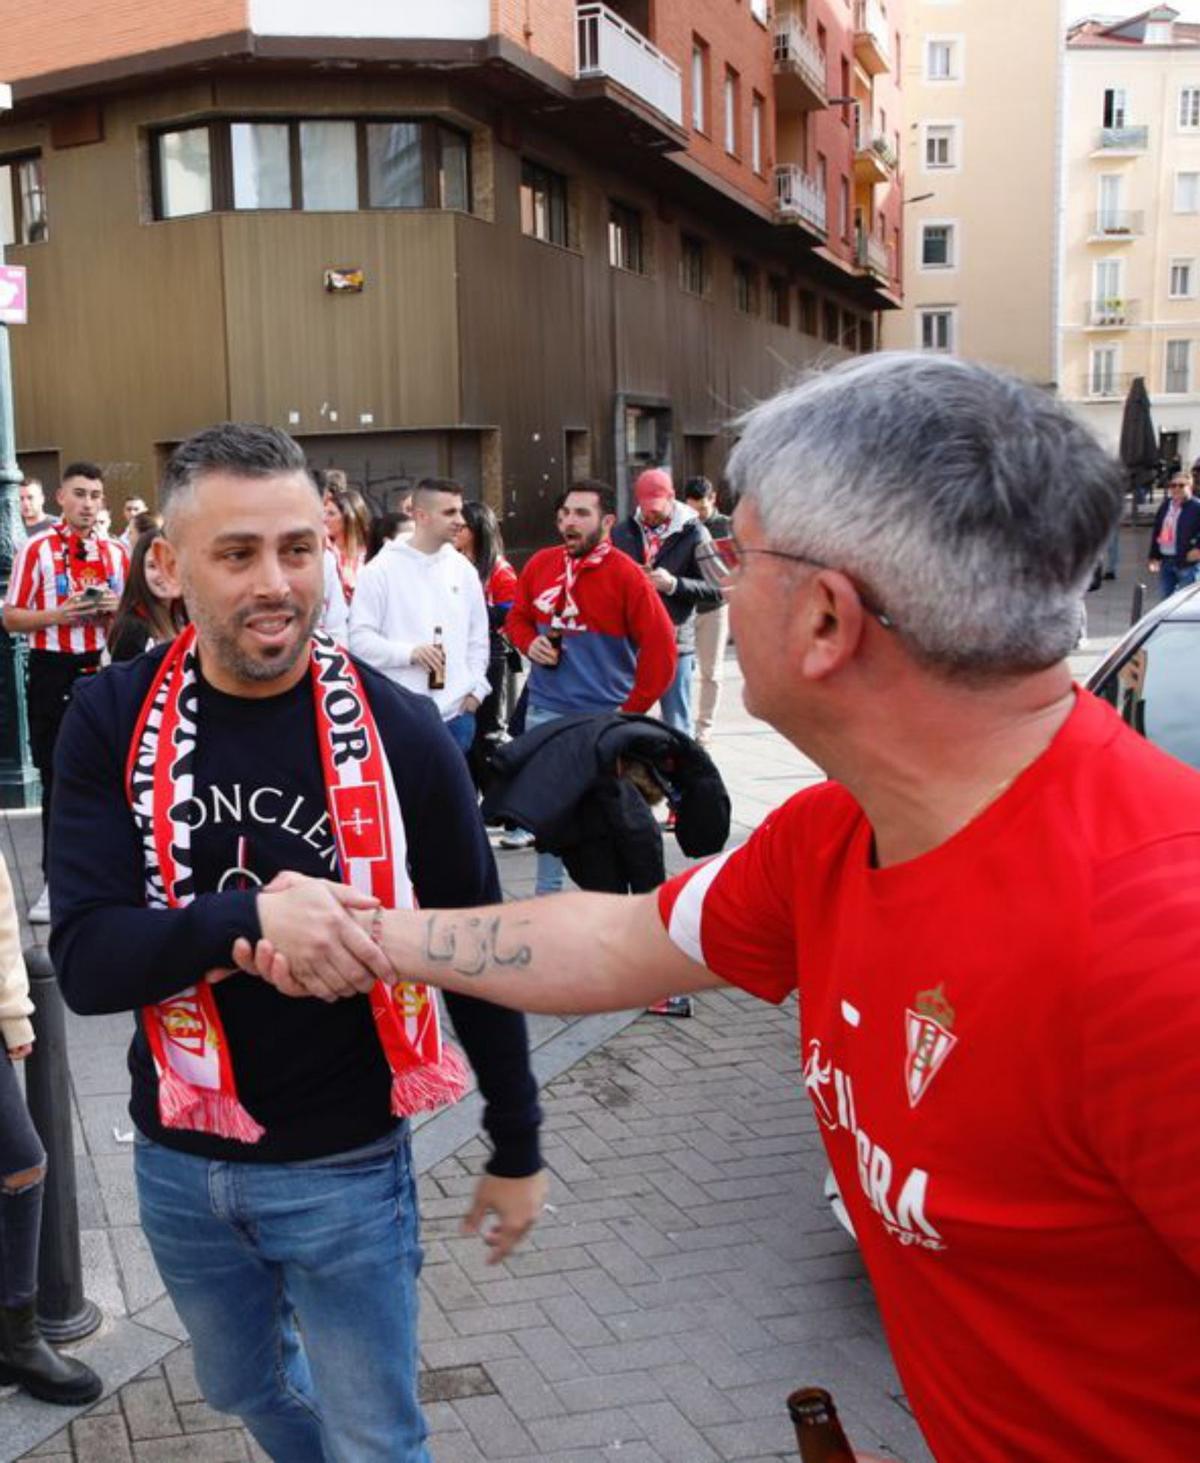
[155,118,471,219]
[679,233,709,295]
[839,177,850,240]
[1181,87,1200,131]
[299,122,358,211]
[724,68,740,155]
[822,299,840,344]
[797,289,817,335]
[919,308,954,353]
[921,223,955,269]
[767,276,789,326]
[1089,347,1119,396]
[692,39,709,133]
[840,59,851,119]
[733,260,759,315]
[608,202,645,273]
[231,123,292,209]
[1103,88,1127,129]
[1176,172,1200,213]
[0,154,48,245]
[520,159,568,245]
[924,116,954,162]
[926,39,959,81]
[751,94,764,175]
[1170,258,1196,299]
[155,128,213,219]
[1165,340,1192,394]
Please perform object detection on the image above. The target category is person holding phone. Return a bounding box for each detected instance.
[2,463,128,924]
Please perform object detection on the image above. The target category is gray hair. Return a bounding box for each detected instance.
[729,353,1125,679]
[160,422,313,525]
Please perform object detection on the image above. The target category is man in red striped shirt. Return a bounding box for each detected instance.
[3,463,128,923]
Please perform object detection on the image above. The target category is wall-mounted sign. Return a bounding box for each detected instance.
[324,267,365,294]
[0,265,28,324]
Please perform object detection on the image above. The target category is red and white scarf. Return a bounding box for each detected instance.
[534,540,612,627]
[124,624,467,1143]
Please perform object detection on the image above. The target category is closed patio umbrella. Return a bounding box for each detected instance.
[1118,376,1158,523]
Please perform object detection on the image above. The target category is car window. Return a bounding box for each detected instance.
[1093,621,1200,772]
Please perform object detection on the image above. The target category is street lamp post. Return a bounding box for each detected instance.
[0,80,40,809]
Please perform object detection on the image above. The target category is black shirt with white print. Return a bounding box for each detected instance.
[49,645,541,1171]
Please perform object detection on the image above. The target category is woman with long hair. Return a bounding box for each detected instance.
[106,528,186,662]
[321,477,371,604]
[456,501,519,786]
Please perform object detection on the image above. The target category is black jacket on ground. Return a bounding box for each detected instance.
[612,513,723,654]
[481,714,731,893]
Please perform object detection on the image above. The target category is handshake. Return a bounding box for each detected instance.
[214,871,398,1003]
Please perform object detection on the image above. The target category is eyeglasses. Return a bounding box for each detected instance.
[695,535,895,630]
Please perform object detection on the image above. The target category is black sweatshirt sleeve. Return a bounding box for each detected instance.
[385,684,543,1178]
[49,670,261,1015]
[667,528,724,613]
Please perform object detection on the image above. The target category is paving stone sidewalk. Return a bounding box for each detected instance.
[0,551,1140,1461]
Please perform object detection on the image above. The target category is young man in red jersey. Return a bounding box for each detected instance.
[3,462,127,922]
[240,355,1200,1463]
[503,480,675,888]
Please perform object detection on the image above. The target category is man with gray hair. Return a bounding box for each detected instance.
[237,355,1200,1461]
[47,423,545,1461]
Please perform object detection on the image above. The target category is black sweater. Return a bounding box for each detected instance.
[49,647,541,1173]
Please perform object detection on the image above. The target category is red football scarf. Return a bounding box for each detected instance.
[125,624,467,1143]
[535,540,612,626]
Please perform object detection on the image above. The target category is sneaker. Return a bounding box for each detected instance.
[28,885,50,925]
[647,995,693,1018]
[498,828,536,850]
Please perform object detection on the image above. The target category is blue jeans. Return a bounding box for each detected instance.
[525,704,565,895]
[134,1128,428,1463]
[658,651,696,737]
[445,711,476,755]
[1159,559,1199,601]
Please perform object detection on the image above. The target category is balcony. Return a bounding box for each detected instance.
[854,0,891,75]
[1093,125,1149,154]
[774,15,828,111]
[856,231,892,281]
[1087,210,1145,241]
[774,164,827,237]
[1085,299,1138,329]
[854,133,897,185]
[575,4,683,129]
[1081,371,1133,400]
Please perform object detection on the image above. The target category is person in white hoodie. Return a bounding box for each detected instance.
[349,478,491,754]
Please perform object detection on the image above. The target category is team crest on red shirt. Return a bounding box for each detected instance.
[905,982,957,1108]
[332,783,386,861]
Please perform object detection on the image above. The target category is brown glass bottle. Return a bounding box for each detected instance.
[545,626,564,669]
[428,625,446,690]
[788,1388,856,1463]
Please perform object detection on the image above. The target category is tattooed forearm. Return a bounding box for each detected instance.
[422,914,533,980]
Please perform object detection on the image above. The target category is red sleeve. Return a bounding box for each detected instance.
[622,564,678,714]
[656,799,803,1002]
[489,560,518,607]
[1082,834,1200,1279]
[4,535,41,609]
[504,555,541,654]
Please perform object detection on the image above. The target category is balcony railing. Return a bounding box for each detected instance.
[1081,371,1133,399]
[854,0,891,74]
[1088,210,1145,238]
[1096,125,1149,152]
[775,164,827,235]
[856,231,892,279]
[774,15,828,107]
[1085,298,1138,328]
[576,3,683,127]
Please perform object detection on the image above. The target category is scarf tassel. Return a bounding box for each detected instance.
[156,1064,267,1144]
[389,1042,470,1118]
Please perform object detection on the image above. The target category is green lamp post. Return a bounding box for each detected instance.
[0,78,41,809]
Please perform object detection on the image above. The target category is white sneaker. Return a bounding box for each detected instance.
[498,828,535,850]
[28,884,51,925]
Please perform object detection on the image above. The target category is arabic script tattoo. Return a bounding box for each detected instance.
[423,914,533,979]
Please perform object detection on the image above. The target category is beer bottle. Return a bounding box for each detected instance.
[545,625,564,669]
[428,625,446,691]
[787,1388,855,1463]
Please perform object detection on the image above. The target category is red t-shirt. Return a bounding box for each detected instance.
[658,691,1200,1463]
